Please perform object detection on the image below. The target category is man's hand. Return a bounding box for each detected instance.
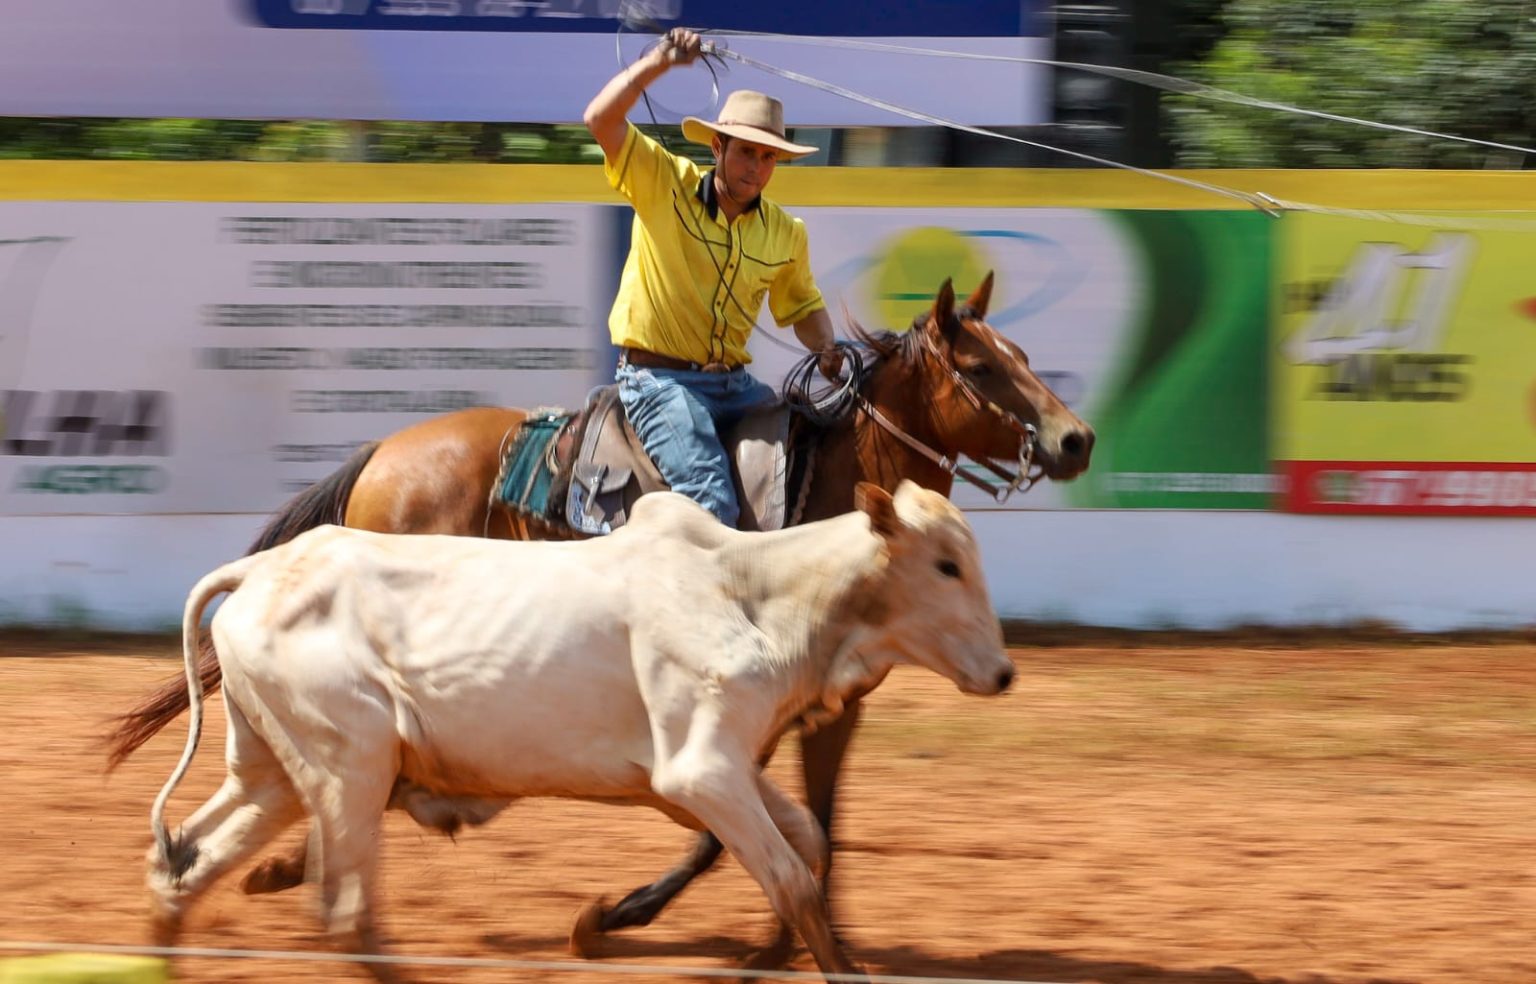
[585,28,704,160]
[817,346,845,383]
[655,28,704,67]
[793,309,841,381]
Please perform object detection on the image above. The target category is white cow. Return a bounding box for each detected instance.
[147,480,1013,982]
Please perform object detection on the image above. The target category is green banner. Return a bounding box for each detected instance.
[1067,210,1276,509]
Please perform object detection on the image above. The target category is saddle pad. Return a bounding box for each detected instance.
[496,411,571,518]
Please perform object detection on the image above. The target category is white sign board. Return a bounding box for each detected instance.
[0,203,610,514]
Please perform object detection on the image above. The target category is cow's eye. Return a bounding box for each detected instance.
[937,559,962,579]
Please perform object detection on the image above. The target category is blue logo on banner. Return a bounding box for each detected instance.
[247,1,1044,38]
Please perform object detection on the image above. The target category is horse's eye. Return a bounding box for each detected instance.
[937,559,962,579]
[965,363,992,378]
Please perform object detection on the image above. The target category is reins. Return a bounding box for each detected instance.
[781,313,1043,504]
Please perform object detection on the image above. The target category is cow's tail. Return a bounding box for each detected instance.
[105,440,379,771]
[150,554,260,871]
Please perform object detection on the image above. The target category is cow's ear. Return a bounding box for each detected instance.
[855,482,901,539]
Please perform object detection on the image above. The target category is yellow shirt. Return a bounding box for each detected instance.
[604,122,825,367]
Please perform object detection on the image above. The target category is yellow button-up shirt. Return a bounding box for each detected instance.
[604,122,825,367]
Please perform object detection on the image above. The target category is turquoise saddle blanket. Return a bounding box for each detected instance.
[496,410,571,519]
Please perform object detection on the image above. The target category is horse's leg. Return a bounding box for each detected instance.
[240,839,308,895]
[568,831,725,955]
[798,697,863,921]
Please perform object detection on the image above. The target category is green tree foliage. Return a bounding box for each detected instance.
[0,118,607,163]
[1168,0,1536,167]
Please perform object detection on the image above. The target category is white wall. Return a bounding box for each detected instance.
[2,511,1529,633]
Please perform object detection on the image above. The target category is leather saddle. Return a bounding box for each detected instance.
[500,385,799,536]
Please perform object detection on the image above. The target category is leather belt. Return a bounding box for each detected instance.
[619,346,741,373]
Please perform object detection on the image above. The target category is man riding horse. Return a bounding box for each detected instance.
[584,27,843,527]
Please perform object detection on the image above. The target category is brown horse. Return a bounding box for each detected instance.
[108,273,1093,959]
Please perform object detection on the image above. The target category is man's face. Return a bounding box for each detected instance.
[714,136,779,203]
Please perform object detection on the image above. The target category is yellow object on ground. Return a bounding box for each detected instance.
[0,954,168,984]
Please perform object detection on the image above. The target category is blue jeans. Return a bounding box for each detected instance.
[616,364,778,527]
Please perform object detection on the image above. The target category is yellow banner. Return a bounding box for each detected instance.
[1275,212,1536,465]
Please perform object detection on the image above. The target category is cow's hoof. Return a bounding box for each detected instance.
[240,856,305,895]
[568,897,611,958]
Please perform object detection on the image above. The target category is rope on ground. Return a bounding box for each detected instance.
[0,940,1076,984]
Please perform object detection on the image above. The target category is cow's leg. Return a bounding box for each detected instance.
[740,772,831,970]
[584,707,859,949]
[147,699,304,945]
[654,751,863,982]
[302,748,403,982]
[576,732,798,941]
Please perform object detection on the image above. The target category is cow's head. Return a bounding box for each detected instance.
[857,480,1013,696]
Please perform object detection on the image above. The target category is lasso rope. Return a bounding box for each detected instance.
[699,30,1536,161]
[611,8,1536,230]
[780,340,865,426]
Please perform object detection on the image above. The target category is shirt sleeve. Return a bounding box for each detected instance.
[769,217,827,327]
[603,121,675,225]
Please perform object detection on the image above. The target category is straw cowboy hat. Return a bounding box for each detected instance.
[682,90,818,159]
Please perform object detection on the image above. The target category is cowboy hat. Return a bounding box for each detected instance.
[682,90,818,159]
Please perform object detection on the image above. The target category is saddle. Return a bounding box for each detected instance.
[496,385,803,536]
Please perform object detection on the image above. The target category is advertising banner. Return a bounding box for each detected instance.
[1275,213,1536,515]
[1,178,1280,518]
[745,208,1275,510]
[0,202,609,515]
[0,0,1049,126]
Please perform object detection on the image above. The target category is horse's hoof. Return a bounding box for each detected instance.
[240,856,304,896]
[148,910,181,948]
[741,932,796,971]
[568,897,611,958]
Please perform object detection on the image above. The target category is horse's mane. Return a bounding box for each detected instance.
[846,319,919,366]
[845,305,977,369]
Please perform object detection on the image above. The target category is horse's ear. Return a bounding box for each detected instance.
[855,482,901,539]
[928,278,958,343]
[964,270,995,319]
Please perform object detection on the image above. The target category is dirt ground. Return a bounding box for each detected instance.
[4,629,1536,984]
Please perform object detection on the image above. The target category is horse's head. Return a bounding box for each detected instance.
[866,274,1094,485]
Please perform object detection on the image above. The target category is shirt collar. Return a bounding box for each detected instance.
[697,169,761,221]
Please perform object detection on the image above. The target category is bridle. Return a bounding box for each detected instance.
[856,309,1043,504]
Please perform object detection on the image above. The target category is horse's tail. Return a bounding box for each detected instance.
[104,440,380,771]
[151,553,260,872]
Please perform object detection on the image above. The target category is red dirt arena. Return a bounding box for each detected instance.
[3,628,1535,984]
